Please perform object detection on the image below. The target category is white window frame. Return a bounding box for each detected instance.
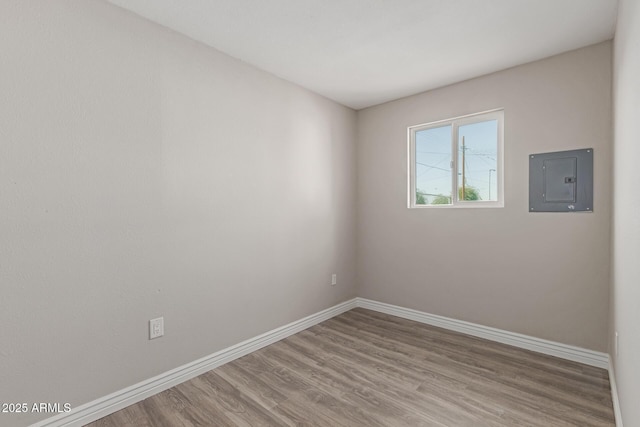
[408,109,504,208]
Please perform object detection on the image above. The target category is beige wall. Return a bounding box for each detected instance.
[611,0,640,424]
[356,42,612,352]
[0,1,356,425]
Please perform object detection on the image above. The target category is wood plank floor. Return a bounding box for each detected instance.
[86,308,615,426]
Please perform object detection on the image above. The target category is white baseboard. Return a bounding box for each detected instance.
[355,298,609,369]
[31,298,357,427]
[609,362,623,426]
[33,296,614,426]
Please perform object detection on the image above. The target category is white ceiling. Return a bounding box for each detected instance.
[107,0,618,110]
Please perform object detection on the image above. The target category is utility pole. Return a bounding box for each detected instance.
[461,136,466,201]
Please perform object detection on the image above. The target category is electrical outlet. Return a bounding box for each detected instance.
[331,274,337,286]
[615,332,619,357]
[150,317,164,340]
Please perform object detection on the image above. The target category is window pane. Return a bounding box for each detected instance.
[457,120,498,202]
[415,125,452,205]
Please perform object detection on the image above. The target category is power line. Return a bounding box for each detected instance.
[416,162,450,173]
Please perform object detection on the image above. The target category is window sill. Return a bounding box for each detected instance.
[409,203,504,209]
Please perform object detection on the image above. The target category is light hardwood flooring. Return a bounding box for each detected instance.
[86,308,615,426]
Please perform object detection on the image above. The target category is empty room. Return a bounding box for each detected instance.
[1,0,638,426]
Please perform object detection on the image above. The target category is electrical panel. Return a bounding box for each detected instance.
[529,148,593,212]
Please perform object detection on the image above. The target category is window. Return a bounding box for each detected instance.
[408,109,504,208]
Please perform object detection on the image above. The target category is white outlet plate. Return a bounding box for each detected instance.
[331,274,337,286]
[150,317,164,340]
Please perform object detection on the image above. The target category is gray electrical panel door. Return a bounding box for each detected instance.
[544,157,577,203]
[529,148,593,212]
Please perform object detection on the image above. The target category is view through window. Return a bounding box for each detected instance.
[409,110,503,207]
